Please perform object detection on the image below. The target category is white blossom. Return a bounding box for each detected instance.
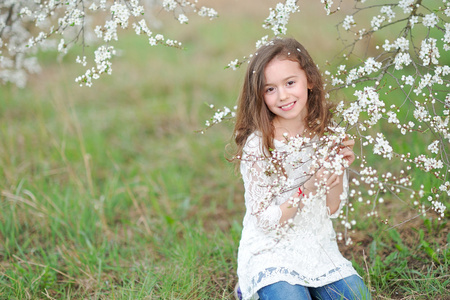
[263,0,299,35]
[422,13,438,28]
[427,140,440,154]
[373,133,393,159]
[439,181,450,196]
[197,7,218,19]
[110,3,130,28]
[363,57,382,74]
[371,15,385,31]
[320,0,334,15]
[57,38,67,54]
[162,0,177,11]
[382,39,392,51]
[413,102,430,122]
[431,200,447,219]
[178,14,189,24]
[414,155,444,172]
[398,0,414,14]
[443,23,450,51]
[380,6,395,23]
[410,15,419,28]
[94,25,103,38]
[394,52,411,70]
[342,87,385,126]
[394,36,409,51]
[386,111,399,124]
[228,59,239,71]
[402,75,415,85]
[103,20,118,42]
[445,7,450,17]
[419,38,440,66]
[343,15,355,31]
[205,105,237,128]
[75,55,87,67]
[256,35,270,49]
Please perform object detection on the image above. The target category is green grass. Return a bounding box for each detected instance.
[1,3,449,299]
[344,216,449,299]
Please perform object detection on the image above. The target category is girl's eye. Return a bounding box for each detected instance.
[265,87,275,93]
[287,80,295,86]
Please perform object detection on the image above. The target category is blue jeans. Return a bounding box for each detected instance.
[257,275,371,300]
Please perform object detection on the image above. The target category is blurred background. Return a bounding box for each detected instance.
[1,1,449,299]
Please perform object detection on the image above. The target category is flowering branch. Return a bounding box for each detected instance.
[0,0,218,87]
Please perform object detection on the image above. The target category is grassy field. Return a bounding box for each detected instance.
[1,2,449,299]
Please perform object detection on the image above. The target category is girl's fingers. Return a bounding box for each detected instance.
[342,139,355,150]
[315,169,340,189]
[340,148,355,161]
[327,173,340,189]
[338,142,356,166]
[310,139,356,191]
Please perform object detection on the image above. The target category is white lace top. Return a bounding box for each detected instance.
[237,132,358,300]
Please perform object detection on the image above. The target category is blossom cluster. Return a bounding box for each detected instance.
[320,0,339,16]
[263,0,300,36]
[200,104,237,134]
[0,0,217,87]
[339,87,385,129]
[162,0,218,24]
[324,0,449,228]
[228,1,300,72]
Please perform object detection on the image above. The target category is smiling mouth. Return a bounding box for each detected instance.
[280,101,296,111]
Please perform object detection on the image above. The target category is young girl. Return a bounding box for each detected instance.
[232,37,371,300]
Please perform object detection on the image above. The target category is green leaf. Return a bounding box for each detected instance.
[423,218,432,231]
[388,228,402,244]
[384,251,398,265]
[369,240,377,262]
[165,215,175,225]
[420,239,440,264]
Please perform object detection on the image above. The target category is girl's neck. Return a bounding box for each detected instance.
[272,117,306,141]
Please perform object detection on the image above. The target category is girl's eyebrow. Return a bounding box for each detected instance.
[264,75,298,86]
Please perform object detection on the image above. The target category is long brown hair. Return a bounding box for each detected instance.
[231,37,334,162]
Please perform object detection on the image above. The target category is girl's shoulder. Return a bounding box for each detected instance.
[243,131,263,153]
[243,131,285,155]
[242,131,273,160]
[242,130,293,159]
[244,131,262,146]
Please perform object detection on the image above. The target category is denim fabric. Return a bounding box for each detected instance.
[257,275,371,300]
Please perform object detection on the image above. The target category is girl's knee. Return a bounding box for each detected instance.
[312,275,371,300]
[339,275,371,300]
[257,281,311,300]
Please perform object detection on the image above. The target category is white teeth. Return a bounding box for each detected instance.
[281,102,294,109]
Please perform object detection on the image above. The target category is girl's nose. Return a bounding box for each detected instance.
[279,87,288,101]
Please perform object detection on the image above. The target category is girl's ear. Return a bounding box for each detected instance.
[306,77,313,89]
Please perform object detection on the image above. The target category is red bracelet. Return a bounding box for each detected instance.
[297,187,302,196]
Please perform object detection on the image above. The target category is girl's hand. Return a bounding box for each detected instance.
[339,139,355,167]
[303,139,356,194]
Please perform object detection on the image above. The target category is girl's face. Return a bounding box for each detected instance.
[263,57,311,130]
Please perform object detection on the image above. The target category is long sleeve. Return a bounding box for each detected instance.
[328,169,349,219]
[240,133,283,230]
